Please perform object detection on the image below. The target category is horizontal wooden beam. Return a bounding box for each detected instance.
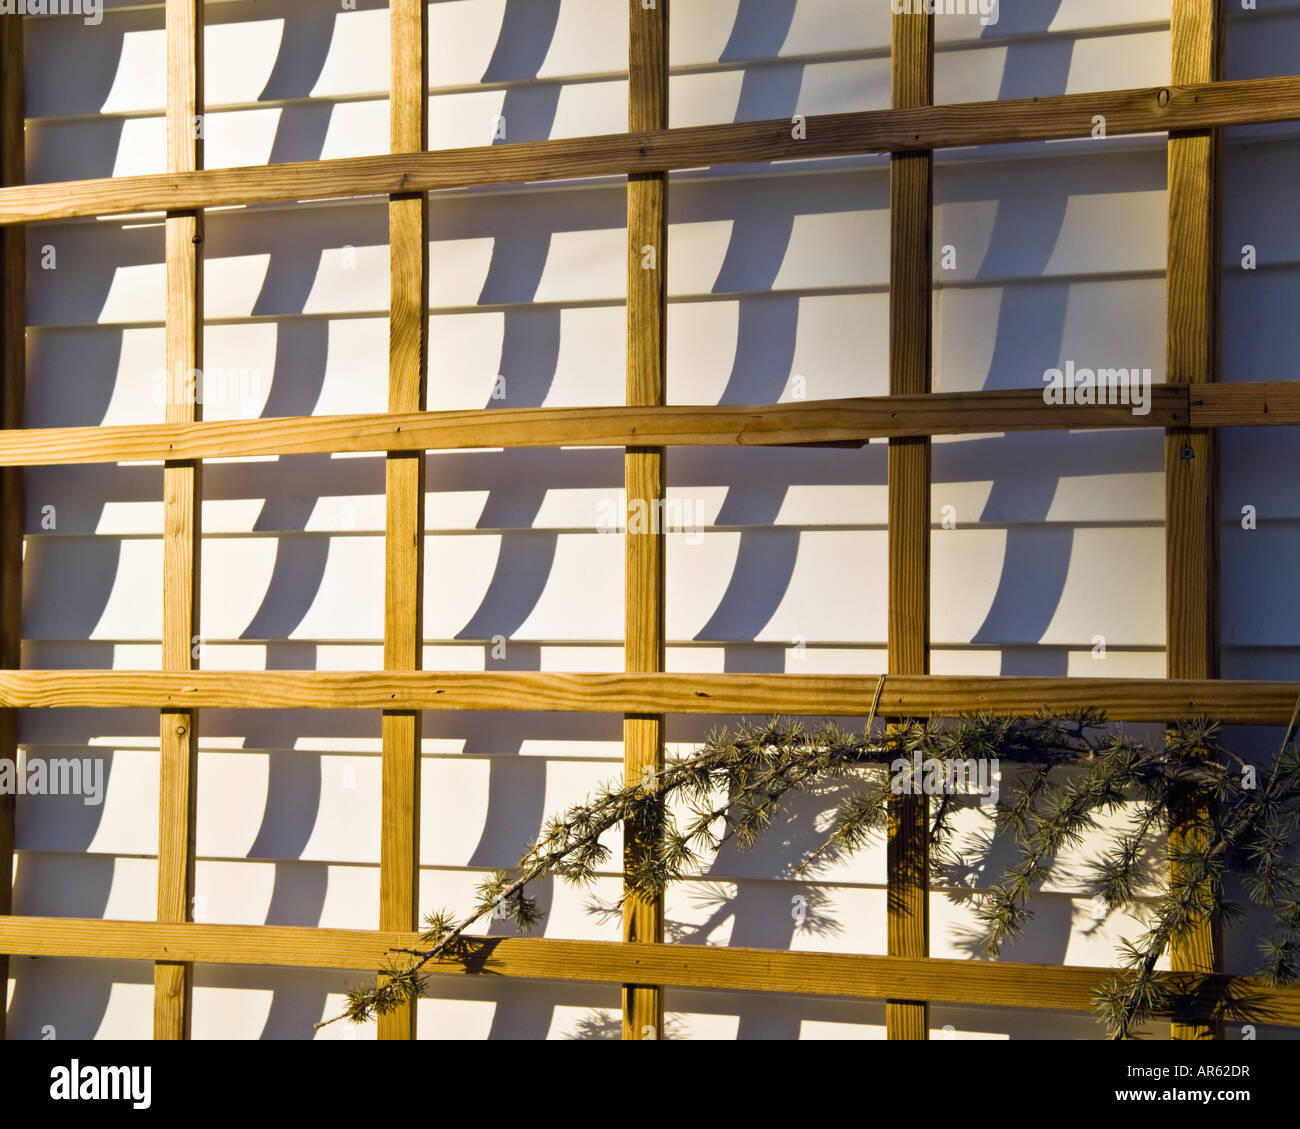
[0,388,1196,467]
[0,671,1296,724]
[4,75,1300,225]
[1188,381,1300,427]
[4,381,1300,470]
[0,916,1293,1025]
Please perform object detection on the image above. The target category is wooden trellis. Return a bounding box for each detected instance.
[2,0,1300,1040]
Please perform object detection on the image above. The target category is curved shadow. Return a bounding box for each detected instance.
[970,4,1072,679]
[925,3,1080,974]
[210,2,338,1038]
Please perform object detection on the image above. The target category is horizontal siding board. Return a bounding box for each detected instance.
[17,523,1177,649]
[20,437,1170,537]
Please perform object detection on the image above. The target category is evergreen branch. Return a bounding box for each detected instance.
[313,711,1300,1040]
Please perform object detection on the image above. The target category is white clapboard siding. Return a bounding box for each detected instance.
[9,0,1297,1041]
[1220,0,1300,704]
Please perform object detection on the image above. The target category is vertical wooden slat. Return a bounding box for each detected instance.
[0,11,25,1044]
[154,0,204,1040]
[1166,0,1225,1042]
[623,0,668,1042]
[378,0,429,1042]
[886,5,933,1042]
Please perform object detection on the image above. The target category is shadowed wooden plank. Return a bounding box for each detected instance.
[1189,382,1300,425]
[886,3,933,1043]
[1166,0,1226,1042]
[1,377,1296,472]
[154,0,203,1043]
[4,76,1300,224]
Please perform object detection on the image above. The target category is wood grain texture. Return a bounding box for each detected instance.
[154,0,204,1042]
[0,916,1296,1027]
[0,388,1194,468]
[623,0,668,1042]
[1166,0,1226,1042]
[1189,381,1300,425]
[4,76,1300,225]
[378,0,429,1041]
[886,5,933,1042]
[0,9,24,1044]
[1,671,1297,722]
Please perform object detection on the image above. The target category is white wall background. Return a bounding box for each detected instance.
[4,0,1298,1040]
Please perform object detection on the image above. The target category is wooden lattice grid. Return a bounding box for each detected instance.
[0,0,1298,1040]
